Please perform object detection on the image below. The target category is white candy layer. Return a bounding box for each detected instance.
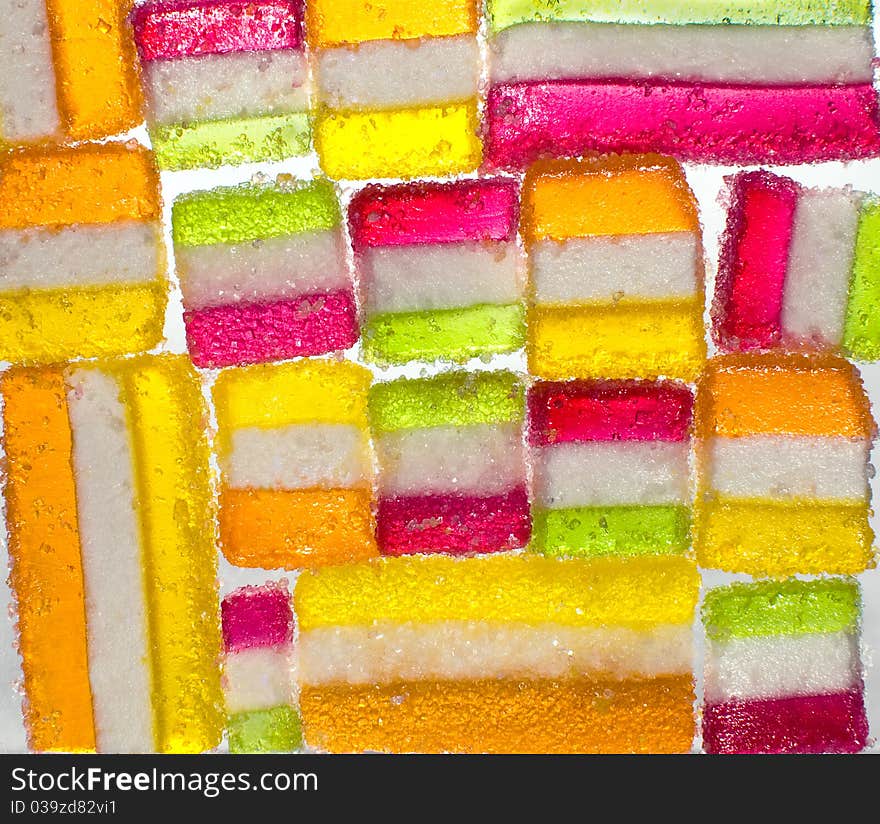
[376,423,524,496]
[176,229,349,310]
[361,241,523,314]
[705,631,861,703]
[530,233,700,304]
[66,368,154,754]
[490,22,874,84]
[225,424,369,490]
[0,223,162,292]
[534,441,690,508]
[143,50,308,126]
[782,188,863,346]
[0,0,59,140]
[709,435,869,500]
[317,35,480,109]
[299,622,693,685]
[224,646,292,714]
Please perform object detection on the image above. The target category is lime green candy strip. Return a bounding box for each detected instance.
[487,0,871,31]
[362,303,526,365]
[172,178,340,248]
[227,706,302,754]
[369,370,524,433]
[152,110,310,173]
[531,505,690,559]
[702,578,861,642]
[843,198,880,360]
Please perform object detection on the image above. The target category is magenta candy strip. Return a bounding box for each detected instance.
[222,583,293,653]
[703,689,869,754]
[528,380,693,447]
[485,81,880,168]
[348,178,520,249]
[131,0,303,62]
[712,171,799,351]
[184,291,359,368]
[376,487,531,556]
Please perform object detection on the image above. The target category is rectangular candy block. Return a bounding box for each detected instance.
[0,143,167,364]
[213,360,378,569]
[132,1,309,169]
[295,555,699,753]
[695,354,876,576]
[369,372,530,555]
[172,178,356,367]
[523,155,705,380]
[2,356,223,753]
[713,170,880,358]
[484,4,879,167]
[529,380,693,558]
[0,0,142,144]
[350,179,524,363]
[310,0,481,178]
[222,583,300,753]
[702,579,868,754]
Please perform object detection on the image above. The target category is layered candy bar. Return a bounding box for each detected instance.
[214,360,378,569]
[702,579,868,754]
[2,356,223,753]
[310,0,482,178]
[369,371,530,556]
[0,0,142,144]
[529,380,693,558]
[172,178,357,367]
[222,583,300,753]
[695,354,876,576]
[523,155,705,380]
[349,178,525,364]
[485,1,880,168]
[296,555,699,753]
[0,143,167,363]
[132,1,309,169]
[713,170,880,359]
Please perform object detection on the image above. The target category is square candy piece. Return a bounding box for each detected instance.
[0,143,167,363]
[695,353,876,577]
[0,0,142,143]
[523,155,705,380]
[702,578,868,754]
[350,178,525,363]
[369,371,530,556]
[132,1,309,169]
[529,380,693,559]
[310,0,481,179]
[172,177,357,367]
[2,356,223,753]
[213,360,378,569]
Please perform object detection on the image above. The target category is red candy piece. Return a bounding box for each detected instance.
[221,583,292,653]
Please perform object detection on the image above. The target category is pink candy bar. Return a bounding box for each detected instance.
[528,380,693,447]
[377,487,531,556]
[184,291,359,368]
[485,81,880,169]
[132,0,303,62]
[703,690,869,754]
[712,172,799,351]
[221,583,293,653]
[348,179,519,249]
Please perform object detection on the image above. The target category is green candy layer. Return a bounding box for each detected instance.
[369,370,524,433]
[487,0,871,31]
[227,706,302,754]
[172,179,339,248]
[843,198,880,360]
[702,578,861,642]
[531,505,690,559]
[363,304,526,365]
[152,111,310,173]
